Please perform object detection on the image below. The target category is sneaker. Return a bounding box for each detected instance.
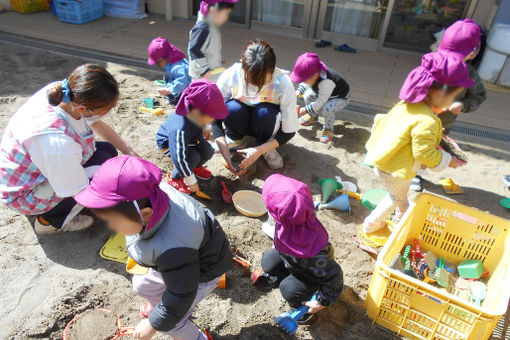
[194,167,212,181]
[299,113,317,126]
[166,175,191,194]
[263,149,284,170]
[140,302,153,319]
[34,216,60,235]
[362,221,386,233]
[410,176,423,192]
[34,215,94,235]
[226,136,248,151]
[504,175,510,189]
[320,129,333,143]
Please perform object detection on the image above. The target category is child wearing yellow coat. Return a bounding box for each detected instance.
[363,51,473,233]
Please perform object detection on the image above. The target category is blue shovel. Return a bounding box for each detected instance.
[273,294,317,334]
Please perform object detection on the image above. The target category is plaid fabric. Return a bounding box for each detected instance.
[0,105,96,215]
[231,66,285,106]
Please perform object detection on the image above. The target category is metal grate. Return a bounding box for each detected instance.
[345,101,510,144]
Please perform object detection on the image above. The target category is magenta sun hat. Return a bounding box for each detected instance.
[262,174,329,258]
[147,36,186,66]
[75,156,170,231]
[199,0,238,16]
[175,79,228,119]
[439,19,481,59]
[399,51,474,103]
[291,52,328,83]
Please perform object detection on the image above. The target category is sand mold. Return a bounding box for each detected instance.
[66,309,118,340]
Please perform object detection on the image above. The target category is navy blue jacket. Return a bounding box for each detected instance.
[156,113,204,178]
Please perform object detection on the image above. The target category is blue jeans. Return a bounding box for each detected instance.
[224,100,280,144]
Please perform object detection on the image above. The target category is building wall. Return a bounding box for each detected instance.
[472,0,499,30]
[145,0,189,19]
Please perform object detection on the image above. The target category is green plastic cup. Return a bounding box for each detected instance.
[143,98,155,109]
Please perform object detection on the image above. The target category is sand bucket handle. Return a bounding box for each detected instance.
[116,327,135,339]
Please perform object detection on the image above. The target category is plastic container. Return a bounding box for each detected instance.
[54,0,103,25]
[365,193,510,340]
[9,0,49,13]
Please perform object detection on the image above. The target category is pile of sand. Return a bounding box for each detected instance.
[66,310,119,340]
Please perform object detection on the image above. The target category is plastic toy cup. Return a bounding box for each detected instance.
[143,98,154,109]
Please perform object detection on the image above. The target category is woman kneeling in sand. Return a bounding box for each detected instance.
[0,64,137,235]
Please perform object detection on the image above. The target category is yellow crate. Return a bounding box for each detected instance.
[10,0,49,13]
[365,193,510,340]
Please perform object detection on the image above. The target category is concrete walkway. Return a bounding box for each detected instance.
[1,10,509,132]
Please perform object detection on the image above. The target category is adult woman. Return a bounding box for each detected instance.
[214,40,298,172]
[0,64,137,235]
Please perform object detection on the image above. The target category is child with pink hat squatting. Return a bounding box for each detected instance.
[156,80,228,194]
[292,52,350,144]
[254,174,343,325]
[362,52,474,233]
[147,36,192,106]
[412,19,485,192]
[188,0,238,80]
[74,156,232,340]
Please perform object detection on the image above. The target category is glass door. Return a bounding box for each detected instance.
[383,0,473,52]
[315,0,389,49]
[191,0,248,25]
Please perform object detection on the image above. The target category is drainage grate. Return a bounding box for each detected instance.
[345,101,510,144]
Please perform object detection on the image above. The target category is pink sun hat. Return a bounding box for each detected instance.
[147,36,186,65]
[262,174,329,258]
[175,79,228,119]
[291,52,328,83]
[199,0,238,16]
[75,156,170,231]
[399,51,474,103]
[439,19,481,59]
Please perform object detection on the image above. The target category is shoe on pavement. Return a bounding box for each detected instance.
[35,215,94,235]
[320,129,333,144]
[140,302,154,319]
[166,175,192,194]
[263,149,284,170]
[194,167,212,181]
[299,113,317,126]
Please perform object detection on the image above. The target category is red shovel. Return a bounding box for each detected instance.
[221,181,233,204]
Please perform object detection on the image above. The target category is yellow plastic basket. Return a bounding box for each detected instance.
[10,0,49,13]
[365,193,510,340]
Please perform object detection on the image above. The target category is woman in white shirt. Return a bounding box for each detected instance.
[0,64,137,235]
[213,40,298,172]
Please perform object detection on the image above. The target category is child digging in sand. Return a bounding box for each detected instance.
[188,0,238,80]
[156,80,228,194]
[147,36,191,106]
[75,156,232,340]
[253,174,343,325]
[292,52,350,144]
[362,52,473,233]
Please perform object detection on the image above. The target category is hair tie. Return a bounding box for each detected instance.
[61,79,72,104]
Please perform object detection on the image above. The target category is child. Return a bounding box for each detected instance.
[412,19,485,191]
[188,0,238,80]
[148,36,192,106]
[291,52,350,144]
[74,156,232,340]
[156,80,228,194]
[214,40,298,171]
[362,52,474,233]
[254,174,343,324]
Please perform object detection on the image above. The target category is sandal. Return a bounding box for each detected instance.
[299,113,317,126]
[335,44,357,53]
[315,40,332,48]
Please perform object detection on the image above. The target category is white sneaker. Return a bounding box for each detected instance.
[261,216,275,239]
[263,149,284,170]
[34,214,94,235]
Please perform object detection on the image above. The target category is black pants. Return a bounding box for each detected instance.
[261,248,318,309]
[41,142,118,229]
[171,139,214,179]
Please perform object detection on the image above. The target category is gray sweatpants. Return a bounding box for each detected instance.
[132,269,220,340]
[304,89,350,131]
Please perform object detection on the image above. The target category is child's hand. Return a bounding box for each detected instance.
[158,88,172,96]
[448,102,463,114]
[303,300,325,314]
[188,183,200,192]
[133,319,157,340]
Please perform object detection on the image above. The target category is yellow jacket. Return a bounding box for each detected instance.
[365,101,451,180]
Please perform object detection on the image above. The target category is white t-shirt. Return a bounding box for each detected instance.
[21,83,101,199]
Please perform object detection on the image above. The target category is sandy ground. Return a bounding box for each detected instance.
[0,41,509,340]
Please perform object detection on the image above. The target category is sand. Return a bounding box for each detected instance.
[0,41,509,340]
[66,309,118,340]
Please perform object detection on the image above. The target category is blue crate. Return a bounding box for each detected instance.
[55,0,103,25]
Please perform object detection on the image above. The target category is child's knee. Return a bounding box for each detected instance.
[279,277,304,308]
[261,249,282,273]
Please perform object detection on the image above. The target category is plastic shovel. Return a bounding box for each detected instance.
[435,258,449,288]
[195,190,212,200]
[221,181,233,204]
[274,294,317,334]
